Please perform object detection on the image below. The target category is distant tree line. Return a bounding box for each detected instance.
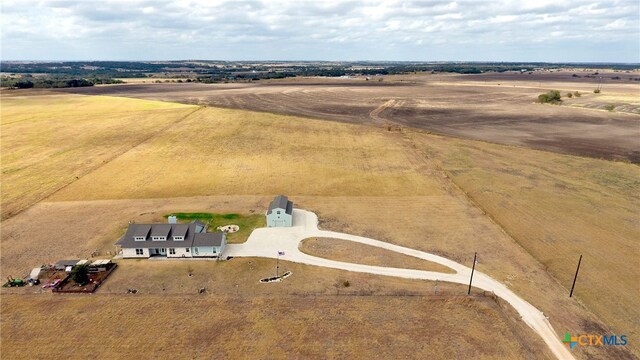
[2,61,638,85]
[1,76,123,89]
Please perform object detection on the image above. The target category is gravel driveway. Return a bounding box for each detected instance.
[224,209,573,360]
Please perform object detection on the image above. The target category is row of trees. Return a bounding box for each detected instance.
[537,90,584,104]
[1,76,123,89]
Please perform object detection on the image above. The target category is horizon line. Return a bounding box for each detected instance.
[2,59,639,65]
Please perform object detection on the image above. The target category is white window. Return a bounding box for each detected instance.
[213,248,217,254]
[276,210,281,215]
[186,248,190,253]
[134,236,145,241]
[152,236,166,241]
[173,236,184,241]
[194,247,199,255]
[169,248,176,255]
[135,249,143,255]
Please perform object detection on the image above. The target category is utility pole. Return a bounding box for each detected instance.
[569,255,582,298]
[467,252,477,295]
[276,253,279,278]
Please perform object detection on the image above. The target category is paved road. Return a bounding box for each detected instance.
[225,209,574,360]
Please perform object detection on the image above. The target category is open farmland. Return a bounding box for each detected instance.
[59,71,640,162]
[1,87,638,359]
[0,93,198,219]
[47,106,444,201]
[411,132,640,348]
[2,293,553,360]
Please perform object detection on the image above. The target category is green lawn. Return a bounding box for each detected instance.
[164,212,265,244]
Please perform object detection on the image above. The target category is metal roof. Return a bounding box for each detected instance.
[268,195,293,215]
[30,267,42,279]
[91,259,111,266]
[54,260,81,268]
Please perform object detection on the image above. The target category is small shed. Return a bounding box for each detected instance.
[266,195,293,227]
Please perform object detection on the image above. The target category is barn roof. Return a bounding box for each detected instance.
[268,195,293,215]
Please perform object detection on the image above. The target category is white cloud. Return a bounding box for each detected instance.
[0,0,638,62]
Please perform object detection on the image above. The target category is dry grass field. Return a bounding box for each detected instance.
[1,194,633,359]
[1,292,553,360]
[60,71,640,162]
[47,106,443,201]
[1,84,638,359]
[411,132,640,350]
[299,237,456,273]
[0,93,197,219]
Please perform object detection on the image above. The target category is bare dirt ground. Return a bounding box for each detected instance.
[57,71,640,162]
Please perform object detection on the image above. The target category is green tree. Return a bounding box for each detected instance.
[13,80,34,89]
[537,90,562,104]
[71,264,89,285]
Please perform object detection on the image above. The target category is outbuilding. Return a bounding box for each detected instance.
[54,259,81,271]
[266,195,293,227]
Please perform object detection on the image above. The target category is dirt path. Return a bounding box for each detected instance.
[224,209,574,360]
[369,99,404,125]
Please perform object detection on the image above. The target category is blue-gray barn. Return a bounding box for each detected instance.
[266,195,293,227]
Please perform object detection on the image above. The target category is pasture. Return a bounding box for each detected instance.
[47,105,443,201]
[1,77,638,358]
[2,292,552,360]
[0,93,197,219]
[60,71,640,162]
[413,132,640,346]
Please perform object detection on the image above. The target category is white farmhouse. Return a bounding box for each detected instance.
[116,220,226,259]
[266,195,293,227]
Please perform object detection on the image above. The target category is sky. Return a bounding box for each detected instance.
[1,0,638,62]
